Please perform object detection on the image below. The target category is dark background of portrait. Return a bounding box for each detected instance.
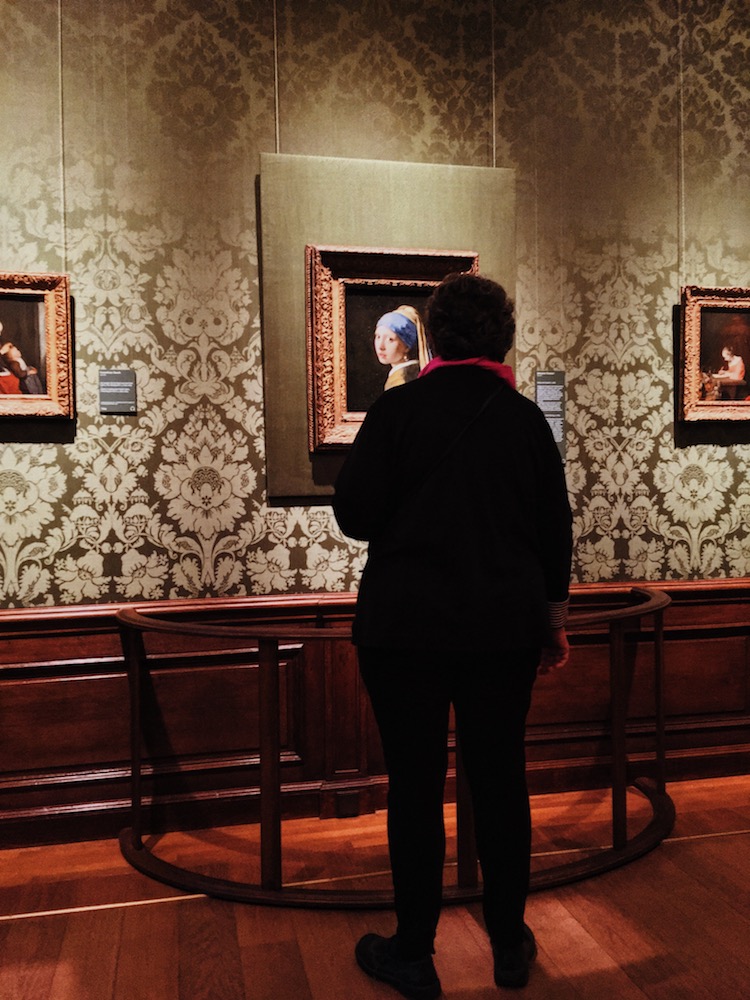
[699,307,750,375]
[345,287,431,411]
[0,294,46,392]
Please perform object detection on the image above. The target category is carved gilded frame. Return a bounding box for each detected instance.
[681,285,750,421]
[0,271,73,418]
[306,245,478,450]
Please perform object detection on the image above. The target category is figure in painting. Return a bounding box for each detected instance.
[0,322,45,394]
[700,371,720,401]
[0,342,44,394]
[712,344,746,400]
[373,305,431,391]
[715,344,745,382]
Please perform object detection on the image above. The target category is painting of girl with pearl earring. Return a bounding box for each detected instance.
[373,306,431,392]
[306,245,477,449]
[343,290,432,412]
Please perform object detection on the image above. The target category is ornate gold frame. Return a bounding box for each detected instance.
[681,285,750,421]
[0,271,73,418]
[306,245,478,450]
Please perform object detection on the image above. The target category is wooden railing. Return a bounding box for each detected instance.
[116,586,675,908]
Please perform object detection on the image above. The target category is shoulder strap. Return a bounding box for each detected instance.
[392,384,505,514]
[429,385,504,473]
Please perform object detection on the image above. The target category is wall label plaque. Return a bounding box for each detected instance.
[99,368,137,414]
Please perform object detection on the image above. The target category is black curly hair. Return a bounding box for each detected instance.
[425,272,515,362]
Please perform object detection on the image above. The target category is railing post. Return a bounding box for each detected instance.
[609,619,628,850]
[259,637,282,891]
[653,608,667,795]
[121,624,145,850]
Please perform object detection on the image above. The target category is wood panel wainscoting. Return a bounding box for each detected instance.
[0,580,748,848]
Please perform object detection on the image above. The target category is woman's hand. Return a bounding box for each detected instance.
[539,628,569,674]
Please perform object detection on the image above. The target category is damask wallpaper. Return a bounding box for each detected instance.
[0,0,749,608]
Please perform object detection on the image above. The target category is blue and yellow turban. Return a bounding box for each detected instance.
[376,310,419,349]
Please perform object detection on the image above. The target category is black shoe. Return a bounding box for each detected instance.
[355,933,441,1000]
[492,924,537,989]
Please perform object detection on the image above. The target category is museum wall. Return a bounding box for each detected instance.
[1,0,750,608]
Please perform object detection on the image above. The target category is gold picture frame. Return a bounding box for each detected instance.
[306,245,478,450]
[0,271,73,419]
[680,285,750,421]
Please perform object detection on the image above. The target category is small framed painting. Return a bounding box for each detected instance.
[0,271,74,419]
[680,285,750,421]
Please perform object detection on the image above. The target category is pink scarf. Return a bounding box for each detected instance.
[419,356,516,389]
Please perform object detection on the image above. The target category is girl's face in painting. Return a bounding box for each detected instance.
[374,326,408,366]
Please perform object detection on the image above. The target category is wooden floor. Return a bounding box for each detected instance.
[1,775,749,999]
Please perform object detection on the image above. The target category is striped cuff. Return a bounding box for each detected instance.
[547,599,569,630]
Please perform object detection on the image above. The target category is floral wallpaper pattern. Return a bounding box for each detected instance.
[1,0,750,607]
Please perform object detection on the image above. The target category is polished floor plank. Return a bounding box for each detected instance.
[554,839,750,999]
[519,894,650,999]
[113,903,179,1000]
[177,898,245,1000]
[288,909,363,1000]
[547,882,711,999]
[666,830,750,912]
[0,916,66,1000]
[431,906,501,998]
[48,909,121,1000]
[239,936,312,1000]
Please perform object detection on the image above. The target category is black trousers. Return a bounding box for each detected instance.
[358,645,539,959]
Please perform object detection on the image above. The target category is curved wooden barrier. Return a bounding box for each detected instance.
[117,586,675,908]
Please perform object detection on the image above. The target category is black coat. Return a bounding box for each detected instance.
[333,366,573,652]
